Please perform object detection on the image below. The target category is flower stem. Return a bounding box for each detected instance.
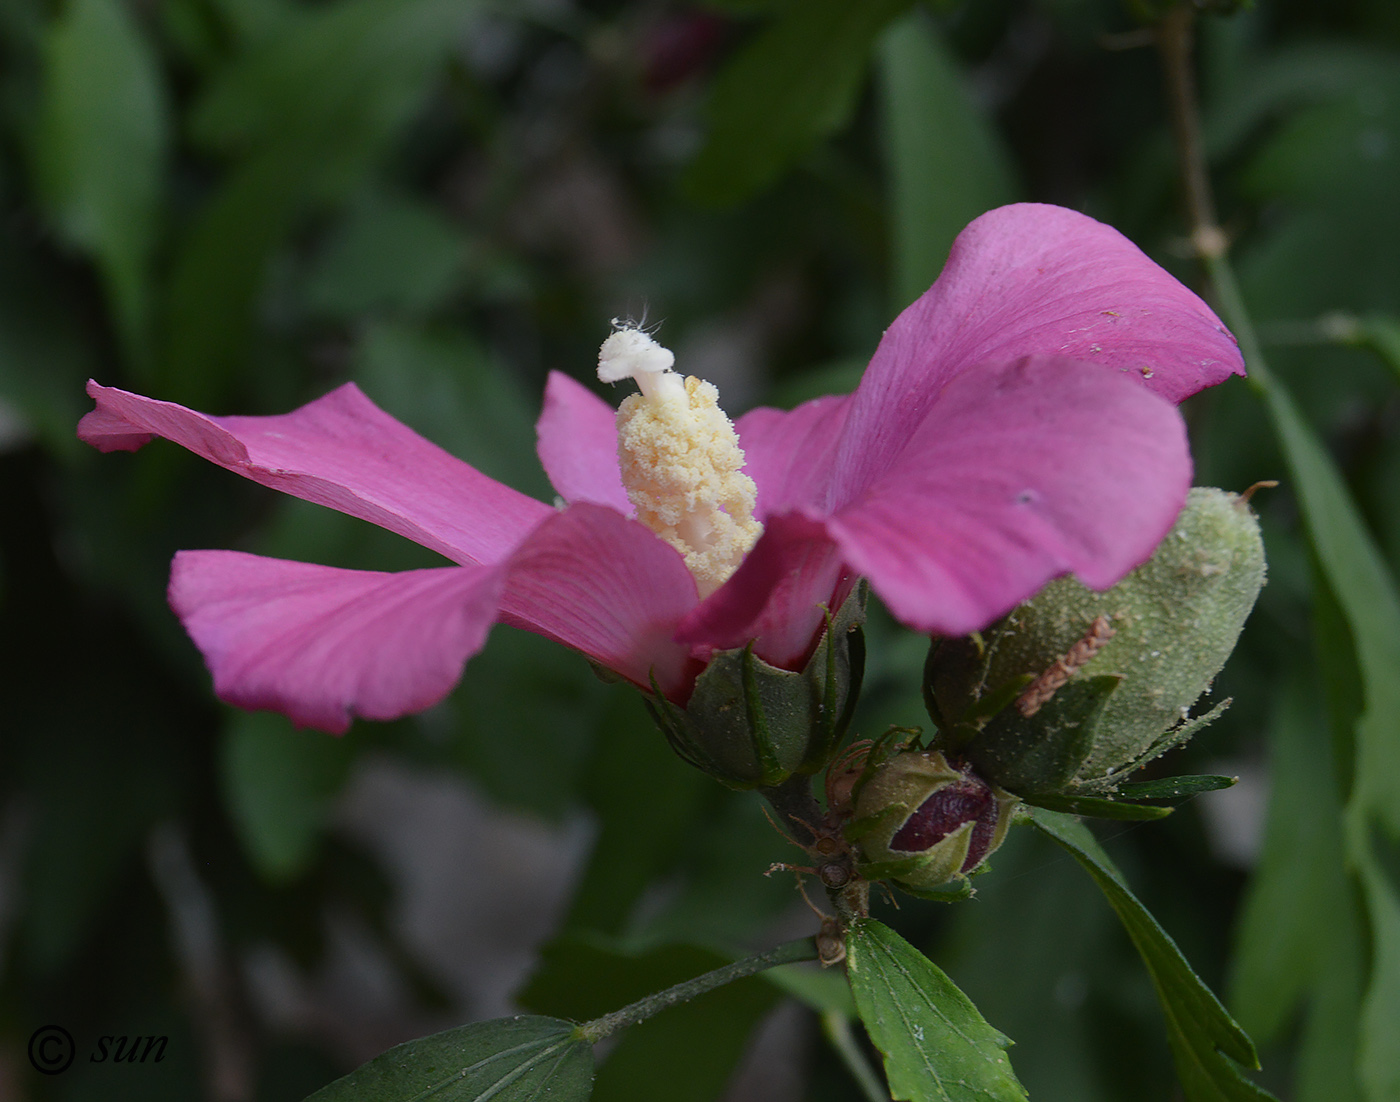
[1155,5,1269,390]
[575,937,819,1044]
[758,772,825,846]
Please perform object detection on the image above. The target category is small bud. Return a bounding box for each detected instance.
[846,749,1016,894]
[925,487,1266,796]
[644,586,866,789]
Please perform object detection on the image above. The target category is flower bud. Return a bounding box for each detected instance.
[925,487,1266,796]
[644,586,866,789]
[845,749,1016,894]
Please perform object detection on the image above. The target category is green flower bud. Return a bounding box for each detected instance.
[925,487,1266,796]
[846,749,1016,894]
[644,585,866,789]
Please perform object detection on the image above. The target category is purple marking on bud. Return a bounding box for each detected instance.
[889,777,999,872]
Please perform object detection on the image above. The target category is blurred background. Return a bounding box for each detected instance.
[2,0,1398,1099]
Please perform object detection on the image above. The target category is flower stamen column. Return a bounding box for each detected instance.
[599,327,763,599]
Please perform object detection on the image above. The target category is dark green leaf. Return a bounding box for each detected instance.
[846,917,1027,1102]
[683,0,913,205]
[562,692,711,935]
[1030,809,1276,1101]
[220,711,356,882]
[1114,775,1237,800]
[1226,673,1345,1045]
[302,1015,592,1102]
[35,0,167,367]
[305,193,466,317]
[1018,792,1174,821]
[1253,371,1400,1098]
[877,11,1017,311]
[164,0,475,404]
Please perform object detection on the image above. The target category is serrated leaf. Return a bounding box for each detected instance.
[302,1015,592,1102]
[683,0,912,205]
[845,918,1027,1102]
[35,0,168,368]
[1030,808,1276,1102]
[877,11,1017,312]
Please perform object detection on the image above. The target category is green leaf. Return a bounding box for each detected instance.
[561,692,711,935]
[302,1015,592,1102]
[1227,673,1347,1046]
[877,11,1017,312]
[1114,775,1238,800]
[1029,808,1276,1102]
[1251,370,1400,1101]
[164,0,475,405]
[518,937,779,1102]
[220,711,357,882]
[304,192,466,317]
[683,0,913,205]
[845,917,1027,1102]
[35,0,168,368]
[1016,792,1174,821]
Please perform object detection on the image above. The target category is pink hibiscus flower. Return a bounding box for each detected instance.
[79,204,1242,734]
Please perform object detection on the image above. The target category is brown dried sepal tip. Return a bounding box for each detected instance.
[1015,614,1116,717]
[817,916,847,968]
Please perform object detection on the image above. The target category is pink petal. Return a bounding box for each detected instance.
[828,203,1242,504]
[735,394,852,517]
[169,551,503,734]
[498,503,702,700]
[675,513,854,671]
[80,382,551,566]
[535,371,631,513]
[824,356,1191,637]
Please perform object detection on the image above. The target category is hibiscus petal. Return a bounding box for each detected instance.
[735,393,851,517]
[79,381,551,566]
[535,371,631,513]
[169,551,503,734]
[498,503,702,700]
[824,356,1191,637]
[829,203,1242,503]
[675,512,853,671]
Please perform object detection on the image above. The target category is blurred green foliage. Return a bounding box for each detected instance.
[2,0,1399,1099]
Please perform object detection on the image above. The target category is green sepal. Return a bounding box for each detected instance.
[1114,774,1237,801]
[962,674,1123,796]
[1020,792,1174,821]
[893,878,976,904]
[641,585,866,788]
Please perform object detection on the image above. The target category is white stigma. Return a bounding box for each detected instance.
[598,325,684,403]
[597,325,762,598]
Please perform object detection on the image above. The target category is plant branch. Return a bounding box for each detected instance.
[575,936,819,1044]
[1155,3,1270,392]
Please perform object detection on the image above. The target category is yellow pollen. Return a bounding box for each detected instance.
[599,327,763,598]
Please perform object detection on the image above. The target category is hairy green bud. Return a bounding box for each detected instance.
[925,487,1266,796]
[846,749,1016,895]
